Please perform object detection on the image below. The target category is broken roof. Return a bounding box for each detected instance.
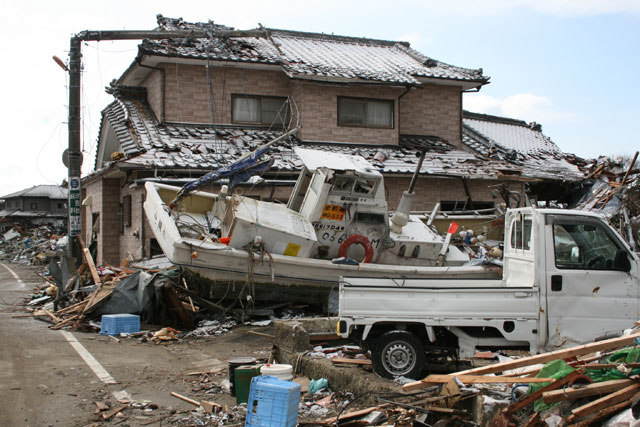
[92,89,584,183]
[125,15,488,88]
[462,111,585,181]
[2,185,68,200]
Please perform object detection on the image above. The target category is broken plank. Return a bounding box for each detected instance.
[542,379,635,404]
[200,400,222,414]
[42,309,61,323]
[567,383,640,423]
[77,235,101,286]
[403,331,640,392]
[567,398,635,427]
[49,314,79,330]
[95,401,110,411]
[170,392,200,406]
[316,407,379,425]
[102,404,128,420]
[331,358,372,365]
[247,330,275,339]
[413,374,554,387]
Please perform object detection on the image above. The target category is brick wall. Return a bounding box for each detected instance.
[149,63,467,147]
[141,69,164,122]
[291,80,400,145]
[399,85,462,148]
[119,186,147,261]
[384,176,524,211]
[160,64,291,124]
[101,179,121,265]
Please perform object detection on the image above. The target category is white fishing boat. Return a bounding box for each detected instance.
[144,148,498,300]
[144,146,500,296]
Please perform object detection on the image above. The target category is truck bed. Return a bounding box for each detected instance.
[339,277,539,326]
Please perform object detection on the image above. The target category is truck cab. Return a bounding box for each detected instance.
[338,207,640,378]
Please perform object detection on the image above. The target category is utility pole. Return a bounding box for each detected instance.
[65,27,266,251]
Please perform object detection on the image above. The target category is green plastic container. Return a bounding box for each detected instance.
[235,365,262,404]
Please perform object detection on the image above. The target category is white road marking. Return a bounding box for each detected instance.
[0,263,26,288]
[60,330,118,384]
[5,264,133,402]
[60,330,132,400]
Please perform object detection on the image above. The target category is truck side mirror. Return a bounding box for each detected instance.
[614,249,631,272]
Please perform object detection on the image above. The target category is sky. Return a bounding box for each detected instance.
[0,0,638,198]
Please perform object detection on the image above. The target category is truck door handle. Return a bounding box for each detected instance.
[551,275,562,292]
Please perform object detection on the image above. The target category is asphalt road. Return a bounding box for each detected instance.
[0,263,274,426]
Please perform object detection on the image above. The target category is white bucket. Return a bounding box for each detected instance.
[260,364,293,381]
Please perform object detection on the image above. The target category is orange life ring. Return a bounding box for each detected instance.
[338,234,374,263]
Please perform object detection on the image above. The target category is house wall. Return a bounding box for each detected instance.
[141,69,164,122]
[101,179,121,265]
[291,80,400,145]
[148,63,464,147]
[384,176,524,211]
[159,64,291,124]
[119,186,147,261]
[399,85,462,148]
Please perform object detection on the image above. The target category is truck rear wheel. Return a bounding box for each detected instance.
[372,330,425,379]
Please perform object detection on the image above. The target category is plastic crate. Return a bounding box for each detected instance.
[100,314,140,335]
[245,375,300,427]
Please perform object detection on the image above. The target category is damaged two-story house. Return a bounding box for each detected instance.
[83,15,585,265]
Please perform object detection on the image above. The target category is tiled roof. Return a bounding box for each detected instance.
[0,209,67,219]
[137,15,488,87]
[94,90,584,182]
[462,111,585,180]
[2,185,67,200]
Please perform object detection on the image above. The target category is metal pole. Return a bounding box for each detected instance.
[408,150,426,194]
[64,26,270,249]
[67,36,82,247]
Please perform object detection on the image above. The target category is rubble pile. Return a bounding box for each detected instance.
[570,151,640,251]
[401,327,640,426]
[0,225,66,265]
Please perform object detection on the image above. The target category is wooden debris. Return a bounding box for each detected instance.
[101,404,128,420]
[403,331,640,392]
[247,330,276,339]
[566,383,640,423]
[542,378,636,404]
[412,374,555,387]
[170,391,200,406]
[94,401,109,411]
[331,358,372,366]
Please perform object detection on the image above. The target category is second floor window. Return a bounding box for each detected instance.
[232,95,290,126]
[338,97,393,128]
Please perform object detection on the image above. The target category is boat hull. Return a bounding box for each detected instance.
[144,182,501,301]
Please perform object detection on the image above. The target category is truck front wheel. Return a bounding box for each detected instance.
[372,330,425,379]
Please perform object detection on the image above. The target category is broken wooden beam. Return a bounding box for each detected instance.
[566,384,640,423]
[170,392,200,406]
[101,404,128,420]
[414,374,555,387]
[331,358,372,366]
[403,332,640,392]
[542,379,635,404]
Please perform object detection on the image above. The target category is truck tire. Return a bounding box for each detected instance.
[372,330,425,379]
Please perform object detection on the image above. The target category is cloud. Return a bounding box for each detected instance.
[464,93,578,123]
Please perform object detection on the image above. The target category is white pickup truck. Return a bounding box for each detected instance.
[337,207,640,379]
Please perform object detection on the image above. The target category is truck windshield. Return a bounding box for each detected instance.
[553,221,621,270]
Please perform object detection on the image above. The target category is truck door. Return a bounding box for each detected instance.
[545,214,639,348]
